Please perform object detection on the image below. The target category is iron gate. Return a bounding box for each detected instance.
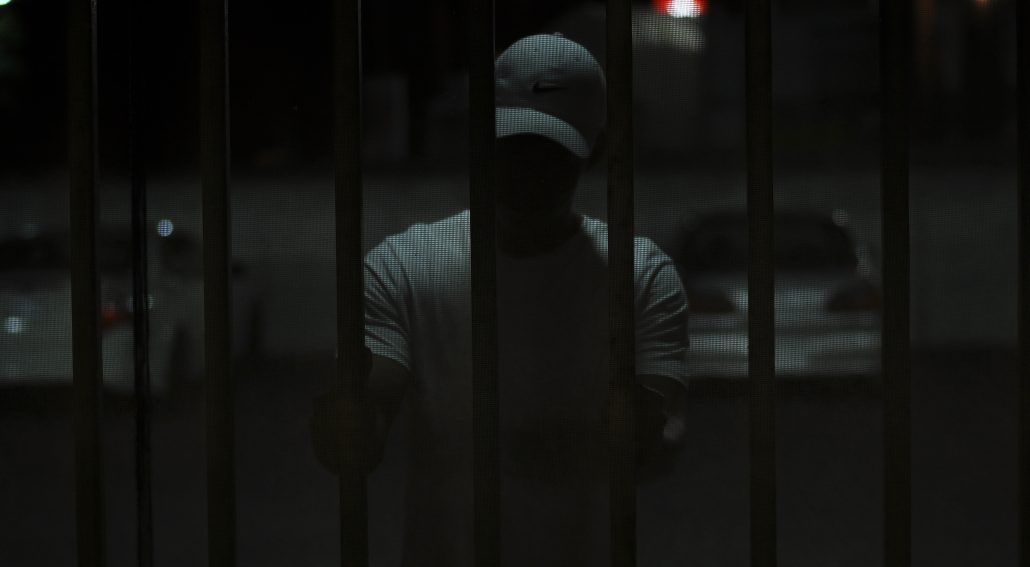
[63,0,1028,565]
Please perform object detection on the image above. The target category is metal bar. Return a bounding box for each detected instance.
[128,0,155,563]
[880,0,913,565]
[606,0,637,565]
[200,0,235,564]
[69,0,104,564]
[468,0,499,563]
[333,0,369,563]
[1018,0,1029,564]
[745,0,776,564]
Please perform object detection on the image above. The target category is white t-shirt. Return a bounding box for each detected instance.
[364,210,688,567]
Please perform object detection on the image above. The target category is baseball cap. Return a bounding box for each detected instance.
[495,34,607,159]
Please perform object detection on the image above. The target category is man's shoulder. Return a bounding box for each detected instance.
[366,211,471,274]
[370,211,469,257]
[385,210,468,243]
[578,216,672,270]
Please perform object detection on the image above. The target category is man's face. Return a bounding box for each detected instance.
[495,135,584,215]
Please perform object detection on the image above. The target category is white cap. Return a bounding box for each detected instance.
[495,34,607,159]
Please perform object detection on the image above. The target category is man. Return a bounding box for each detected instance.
[312,34,689,566]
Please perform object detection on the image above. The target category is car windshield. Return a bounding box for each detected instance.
[0,234,133,274]
[679,215,858,273]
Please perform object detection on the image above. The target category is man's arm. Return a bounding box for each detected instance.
[634,243,691,470]
[311,236,416,474]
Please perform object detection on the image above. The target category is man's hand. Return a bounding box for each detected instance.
[311,350,412,475]
[635,376,687,474]
[635,385,667,465]
[310,346,382,475]
[310,390,382,475]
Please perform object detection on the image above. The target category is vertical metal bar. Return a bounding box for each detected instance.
[880,0,913,565]
[200,0,235,564]
[745,0,776,565]
[69,0,104,564]
[468,0,499,564]
[333,0,369,563]
[128,0,155,564]
[606,0,636,566]
[1018,0,1029,564]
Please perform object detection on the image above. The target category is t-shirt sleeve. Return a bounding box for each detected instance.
[364,239,412,370]
[635,243,690,385]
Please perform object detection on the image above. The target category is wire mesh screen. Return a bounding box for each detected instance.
[0,0,1023,566]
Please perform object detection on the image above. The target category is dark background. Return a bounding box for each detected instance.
[0,0,1022,565]
[0,0,1017,173]
[1,0,624,172]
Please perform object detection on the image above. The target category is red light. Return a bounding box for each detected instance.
[653,0,707,17]
[101,303,127,329]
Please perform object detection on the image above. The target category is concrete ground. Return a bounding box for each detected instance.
[0,349,1018,567]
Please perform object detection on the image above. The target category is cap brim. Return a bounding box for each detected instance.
[495,107,590,159]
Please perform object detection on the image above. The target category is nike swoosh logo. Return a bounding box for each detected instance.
[532,81,567,94]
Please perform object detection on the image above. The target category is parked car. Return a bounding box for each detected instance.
[672,211,880,377]
[0,225,262,396]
